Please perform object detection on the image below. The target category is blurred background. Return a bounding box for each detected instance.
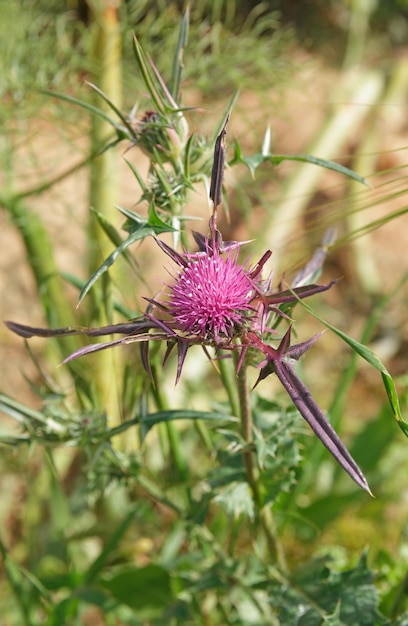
[1,1,408,624]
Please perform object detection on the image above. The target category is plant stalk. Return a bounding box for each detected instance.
[237,360,287,571]
[87,0,124,428]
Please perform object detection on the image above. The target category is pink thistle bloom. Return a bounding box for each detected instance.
[167,251,254,342]
[132,229,338,394]
[5,117,372,495]
[5,234,370,495]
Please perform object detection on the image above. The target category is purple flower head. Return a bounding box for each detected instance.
[5,115,372,495]
[167,250,254,342]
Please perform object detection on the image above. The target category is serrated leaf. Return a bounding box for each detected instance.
[213,481,254,519]
[119,204,176,235]
[230,145,369,186]
[272,553,388,626]
[252,400,301,505]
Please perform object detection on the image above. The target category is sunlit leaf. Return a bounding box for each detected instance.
[230,142,370,186]
[78,205,176,305]
[169,7,189,100]
[39,88,131,141]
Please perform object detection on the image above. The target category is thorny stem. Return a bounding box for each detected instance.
[236,358,287,572]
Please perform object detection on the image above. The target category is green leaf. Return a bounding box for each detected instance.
[321,604,342,626]
[78,205,175,305]
[230,144,369,186]
[78,233,138,306]
[86,81,136,140]
[272,553,389,626]
[39,88,130,140]
[90,208,127,248]
[349,404,397,474]
[296,492,364,532]
[213,481,254,519]
[252,397,301,505]
[100,564,172,610]
[132,36,171,114]
[72,587,117,613]
[118,204,176,235]
[0,393,66,435]
[170,7,189,100]
[139,409,237,442]
[292,292,408,437]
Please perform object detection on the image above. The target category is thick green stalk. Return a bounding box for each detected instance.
[6,197,77,330]
[87,0,124,426]
[4,196,89,388]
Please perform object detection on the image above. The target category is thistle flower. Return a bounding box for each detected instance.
[5,117,372,495]
[167,250,254,341]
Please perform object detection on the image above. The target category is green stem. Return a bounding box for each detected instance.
[87,0,124,427]
[237,363,259,505]
[259,506,288,574]
[4,197,92,396]
[218,354,239,417]
[236,360,287,571]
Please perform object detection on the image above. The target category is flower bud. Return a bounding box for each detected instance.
[132,110,188,164]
